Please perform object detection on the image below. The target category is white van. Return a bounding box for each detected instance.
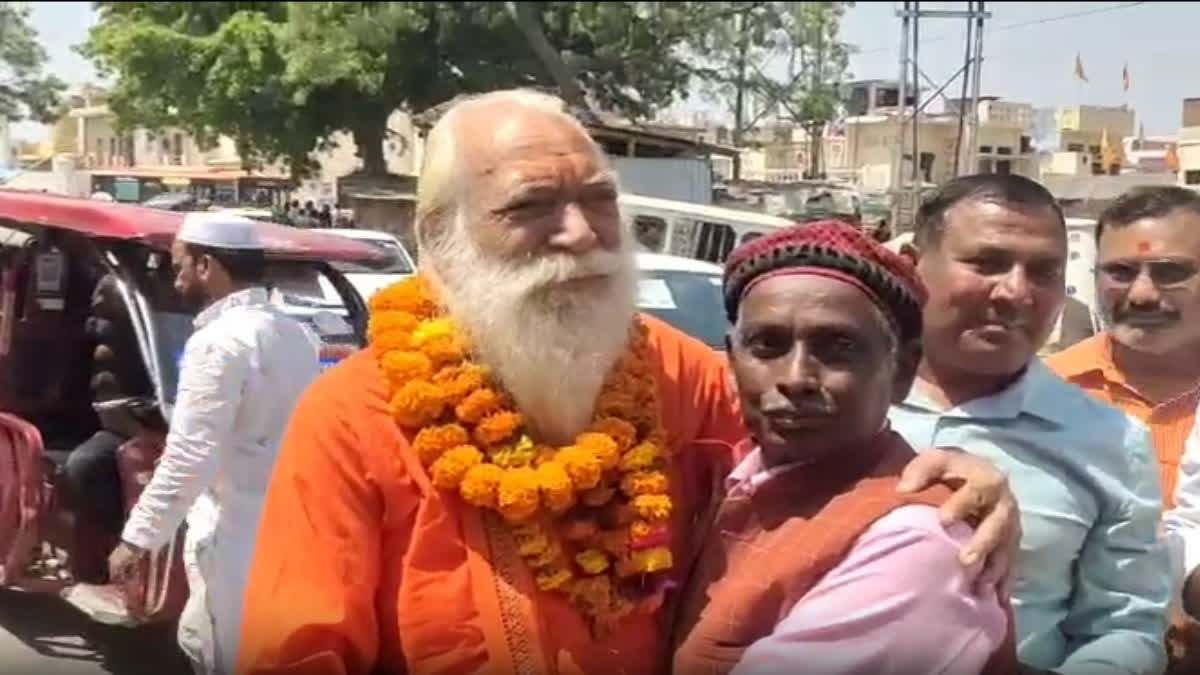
[619,194,795,265]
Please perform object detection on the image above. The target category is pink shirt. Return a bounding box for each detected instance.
[726,450,1009,675]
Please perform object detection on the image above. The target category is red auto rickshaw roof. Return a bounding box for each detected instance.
[0,190,387,264]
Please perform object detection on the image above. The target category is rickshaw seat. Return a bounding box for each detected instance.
[0,412,46,585]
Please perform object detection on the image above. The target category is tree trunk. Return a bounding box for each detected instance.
[353,120,388,177]
[509,2,589,112]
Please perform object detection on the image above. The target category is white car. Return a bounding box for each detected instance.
[635,252,726,350]
[321,228,417,301]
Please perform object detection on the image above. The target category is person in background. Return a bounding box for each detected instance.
[1038,295,1096,355]
[893,174,1170,675]
[60,274,159,581]
[235,89,1020,675]
[318,204,333,228]
[1045,186,1200,673]
[672,221,1017,675]
[107,213,321,675]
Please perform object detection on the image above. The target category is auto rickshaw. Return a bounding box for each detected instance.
[0,190,381,626]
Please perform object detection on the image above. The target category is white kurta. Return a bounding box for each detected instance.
[121,287,321,675]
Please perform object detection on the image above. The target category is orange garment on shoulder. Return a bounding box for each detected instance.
[1045,333,1199,508]
[236,314,746,675]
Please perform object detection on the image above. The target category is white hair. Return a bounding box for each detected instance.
[415,88,600,254]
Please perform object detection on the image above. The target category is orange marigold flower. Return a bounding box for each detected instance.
[412,423,470,466]
[629,520,654,541]
[474,411,524,447]
[619,442,662,472]
[390,380,446,428]
[590,417,638,452]
[620,471,669,497]
[581,485,616,508]
[459,463,505,509]
[367,311,419,349]
[575,549,610,575]
[557,446,602,491]
[535,565,573,591]
[632,494,672,521]
[429,445,483,490]
[379,350,434,387]
[532,445,558,467]
[369,278,438,317]
[435,364,488,404]
[420,334,467,367]
[575,432,620,471]
[456,388,501,424]
[497,467,541,522]
[535,461,575,514]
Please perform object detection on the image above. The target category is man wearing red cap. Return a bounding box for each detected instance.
[673,221,1018,675]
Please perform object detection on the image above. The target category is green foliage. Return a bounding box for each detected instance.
[0,1,66,122]
[81,1,705,178]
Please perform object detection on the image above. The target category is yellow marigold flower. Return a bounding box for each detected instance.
[632,494,672,521]
[474,411,524,447]
[535,460,575,514]
[629,520,653,541]
[389,380,446,428]
[527,540,563,568]
[497,467,540,522]
[632,546,673,574]
[456,388,501,424]
[620,471,669,497]
[429,445,483,490]
[575,432,620,471]
[575,549,610,575]
[490,434,536,468]
[369,278,438,317]
[379,350,434,387]
[410,318,456,347]
[459,463,505,509]
[412,423,470,466]
[590,417,638,452]
[581,485,616,508]
[619,442,662,472]
[557,446,602,491]
[535,565,573,591]
[421,334,467,366]
[514,528,550,557]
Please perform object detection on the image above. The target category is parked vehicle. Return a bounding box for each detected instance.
[0,190,382,626]
[620,193,795,266]
[635,252,726,351]
[321,228,416,302]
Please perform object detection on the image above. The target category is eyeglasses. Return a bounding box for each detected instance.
[1098,259,1199,287]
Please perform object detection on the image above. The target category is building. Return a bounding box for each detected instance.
[842,98,1038,193]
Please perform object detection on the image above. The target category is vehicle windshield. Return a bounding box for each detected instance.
[329,238,414,275]
[636,269,727,350]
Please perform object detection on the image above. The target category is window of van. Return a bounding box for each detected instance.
[633,216,668,253]
[696,222,737,263]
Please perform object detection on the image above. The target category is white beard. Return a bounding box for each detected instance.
[422,218,638,445]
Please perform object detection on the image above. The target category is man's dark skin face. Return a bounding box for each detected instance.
[1097,208,1200,361]
[911,199,1066,401]
[729,273,920,468]
[170,241,235,313]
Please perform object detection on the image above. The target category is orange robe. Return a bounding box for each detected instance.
[236,314,745,675]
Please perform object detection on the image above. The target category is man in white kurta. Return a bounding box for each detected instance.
[109,213,321,674]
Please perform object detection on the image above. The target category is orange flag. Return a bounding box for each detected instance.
[1122,62,1130,92]
[1167,144,1180,172]
[1074,53,1089,83]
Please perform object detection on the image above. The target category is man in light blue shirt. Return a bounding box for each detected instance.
[890,174,1169,675]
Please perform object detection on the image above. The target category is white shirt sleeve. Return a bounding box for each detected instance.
[1164,407,1200,608]
[121,330,249,551]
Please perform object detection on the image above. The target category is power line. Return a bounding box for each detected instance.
[856,1,1147,57]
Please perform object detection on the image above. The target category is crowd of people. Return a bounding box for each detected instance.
[61,87,1200,675]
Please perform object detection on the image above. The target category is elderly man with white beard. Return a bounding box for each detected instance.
[235,88,1021,675]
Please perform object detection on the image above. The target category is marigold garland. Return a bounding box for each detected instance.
[369,275,674,630]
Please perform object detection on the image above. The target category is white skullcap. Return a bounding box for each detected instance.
[177,211,263,250]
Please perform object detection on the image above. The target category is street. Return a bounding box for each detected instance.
[0,588,191,674]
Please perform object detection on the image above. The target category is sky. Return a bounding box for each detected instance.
[9,1,1194,142]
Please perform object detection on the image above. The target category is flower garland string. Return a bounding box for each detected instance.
[368,276,674,630]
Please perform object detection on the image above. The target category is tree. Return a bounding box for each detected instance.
[769,2,853,179]
[0,1,66,122]
[81,2,704,178]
